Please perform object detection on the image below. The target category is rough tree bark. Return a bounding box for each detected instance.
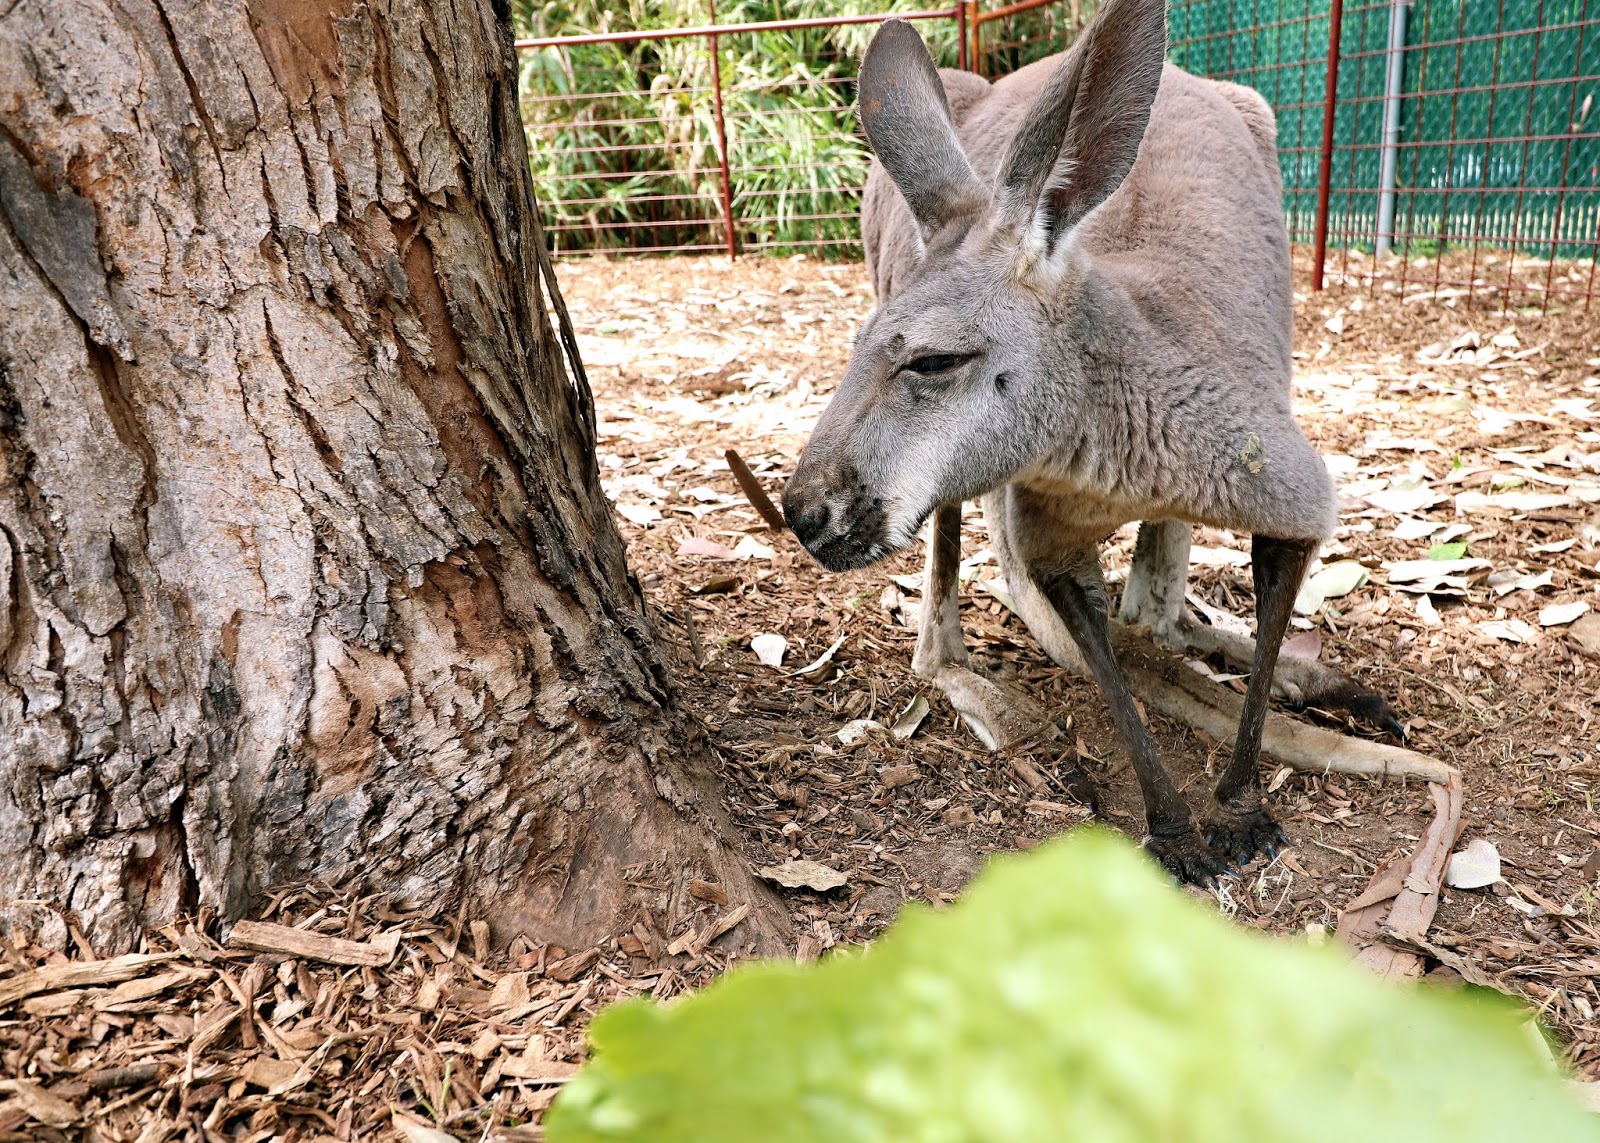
[0,0,784,955]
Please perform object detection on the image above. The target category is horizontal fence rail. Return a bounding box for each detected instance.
[517,0,1599,305]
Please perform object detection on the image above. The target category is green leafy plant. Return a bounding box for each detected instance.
[512,0,973,255]
[547,828,1596,1142]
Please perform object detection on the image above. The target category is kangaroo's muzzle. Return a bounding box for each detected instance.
[782,462,890,573]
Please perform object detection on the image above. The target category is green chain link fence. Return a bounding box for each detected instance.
[1167,0,1598,296]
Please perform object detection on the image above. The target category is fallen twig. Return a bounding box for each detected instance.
[85,1062,165,1092]
[725,448,788,533]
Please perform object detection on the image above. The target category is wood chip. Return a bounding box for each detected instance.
[880,764,921,789]
[688,879,729,905]
[500,1058,579,1083]
[225,921,398,967]
[0,953,170,1007]
[243,1056,300,1090]
[694,905,751,954]
[546,948,601,983]
[0,1080,78,1127]
[393,1111,461,1143]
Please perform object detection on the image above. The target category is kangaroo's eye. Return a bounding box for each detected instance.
[904,353,970,376]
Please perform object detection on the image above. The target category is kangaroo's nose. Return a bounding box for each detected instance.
[784,495,832,547]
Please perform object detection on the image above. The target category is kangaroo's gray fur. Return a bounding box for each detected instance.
[783,0,1367,883]
[794,19,1334,563]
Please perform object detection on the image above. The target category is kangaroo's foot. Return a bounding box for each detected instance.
[1174,618,1404,739]
[1200,791,1288,867]
[922,662,1050,751]
[1143,826,1230,889]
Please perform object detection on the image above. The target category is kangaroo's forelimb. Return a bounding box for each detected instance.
[1198,535,1309,864]
[1038,552,1226,886]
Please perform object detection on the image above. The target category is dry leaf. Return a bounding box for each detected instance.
[755,860,848,891]
[835,718,885,745]
[677,536,735,559]
[1454,490,1575,514]
[1295,560,1368,614]
[692,574,739,595]
[1280,630,1321,661]
[1384,557,1489,584]
[1190,545,1250,567]
[1566,613,1600,657]
[891,695,930,740]
[1487,568,1554,596]
[1538,601,1590,627]
[791,634,845,677]
[732,535,775,560]
[1479,618,1536,644]
[1445,838,1503,889]
[750,633,787,668]
[615,502,661,526]
[1362,486,1444,515]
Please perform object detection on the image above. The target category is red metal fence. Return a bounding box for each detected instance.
[517,1,1600,307]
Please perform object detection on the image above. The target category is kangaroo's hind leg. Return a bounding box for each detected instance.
[1118,519,1191,647]
[1121,521,1403,738]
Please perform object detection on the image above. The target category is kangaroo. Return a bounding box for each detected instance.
[783,0,1377,884]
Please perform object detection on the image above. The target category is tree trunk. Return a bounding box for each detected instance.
[0,0,784,955]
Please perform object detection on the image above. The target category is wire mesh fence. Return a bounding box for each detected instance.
[1168,0,1598,303]
[518,0,1600,305]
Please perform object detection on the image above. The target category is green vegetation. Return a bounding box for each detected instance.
[512,0,961,254]
[546,828,1596,1143]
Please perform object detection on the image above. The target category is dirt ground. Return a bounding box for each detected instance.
[2,248,1598,1140]
[557,246,1600,1058]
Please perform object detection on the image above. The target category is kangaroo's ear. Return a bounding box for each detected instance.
[994,0,1167,255]
[858,19,986,238]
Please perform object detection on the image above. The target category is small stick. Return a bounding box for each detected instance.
[682,605,705,669]
[725,448,787,533]
[86,1062,163,1092]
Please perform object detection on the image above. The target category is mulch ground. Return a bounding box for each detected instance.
[2,247,1598,1140]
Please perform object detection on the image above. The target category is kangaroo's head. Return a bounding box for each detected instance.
[783,0,1167,571]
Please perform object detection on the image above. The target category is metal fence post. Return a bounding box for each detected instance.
[1375,0,1412,254]
[966,0,981,75]
[708,0,738,260]
[957,0,969,70]
[1312,0,1345,291]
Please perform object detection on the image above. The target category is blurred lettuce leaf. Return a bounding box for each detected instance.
[547,828,1596,1142]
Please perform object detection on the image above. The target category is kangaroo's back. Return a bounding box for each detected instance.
[863,53,1292,389]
